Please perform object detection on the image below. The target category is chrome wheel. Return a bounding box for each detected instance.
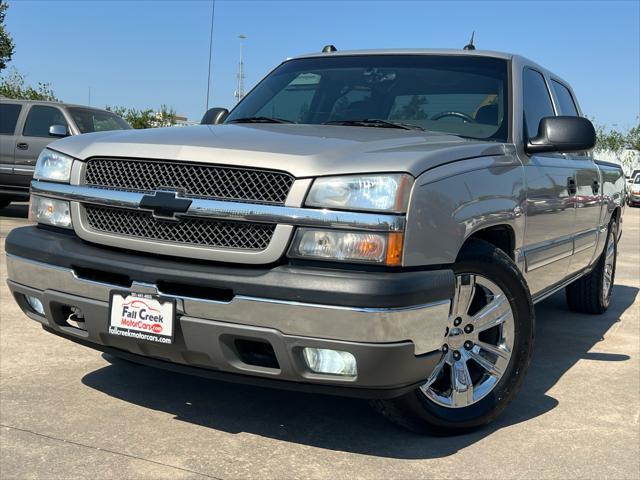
[420,274,515,408]
[602,227,616,305]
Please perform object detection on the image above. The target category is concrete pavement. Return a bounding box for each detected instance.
[1,202,638,479]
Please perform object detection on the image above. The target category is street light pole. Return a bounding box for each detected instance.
[235,34,247,103]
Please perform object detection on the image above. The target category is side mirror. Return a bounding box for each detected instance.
[201,108,229,125]
[526,116,596,154]
[49,125,68,137]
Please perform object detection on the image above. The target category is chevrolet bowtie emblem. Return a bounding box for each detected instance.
[139,191,192,220]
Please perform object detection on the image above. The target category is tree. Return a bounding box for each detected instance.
[593,119,640,174]
[0,67,58,101]
[106,104,177,129]
[0,0,14,71]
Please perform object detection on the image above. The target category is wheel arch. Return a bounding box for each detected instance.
[457,224,517,261]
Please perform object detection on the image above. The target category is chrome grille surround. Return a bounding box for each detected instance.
[84,157,295,205]
[85,205,275,250]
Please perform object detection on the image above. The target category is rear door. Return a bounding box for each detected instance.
[549,79,601,272]
[14,104,70,171]
[521,68,577,295]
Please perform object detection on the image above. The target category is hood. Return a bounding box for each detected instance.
[50,124,511,178]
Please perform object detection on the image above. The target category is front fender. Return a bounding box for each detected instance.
[403,155,526,267]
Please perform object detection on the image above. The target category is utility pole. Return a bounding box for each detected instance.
[205,0,216,111]
[234,34,246,103]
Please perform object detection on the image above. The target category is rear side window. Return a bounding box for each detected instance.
[0,103,22,135]
[523,68,555,139]
[550,80,579,116]
[23,105,68,137]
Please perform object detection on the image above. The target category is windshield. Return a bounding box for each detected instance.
[635,176,640,184]
[67,107,131,133]
[227,55,509,141]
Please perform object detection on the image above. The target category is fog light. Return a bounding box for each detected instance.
[25,295,45,315]
[302,347,357,376]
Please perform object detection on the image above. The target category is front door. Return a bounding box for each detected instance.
[14,105,69,175]
[520,68,576,295]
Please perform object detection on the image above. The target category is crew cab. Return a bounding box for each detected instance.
[5,48,625,434]
[0,99,130,207]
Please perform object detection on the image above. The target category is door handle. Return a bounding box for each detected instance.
[567,177,577,195]
[16,142,28,150]
[592,179,599,194]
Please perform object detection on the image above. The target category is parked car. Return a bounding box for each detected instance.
[5,48,625,434]
[0,99,130,208]
[628,174,640,206]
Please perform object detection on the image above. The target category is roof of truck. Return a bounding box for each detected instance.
[292,48,515,60]
[0,97,112,112]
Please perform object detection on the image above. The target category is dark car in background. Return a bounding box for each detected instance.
[0,99,130,208]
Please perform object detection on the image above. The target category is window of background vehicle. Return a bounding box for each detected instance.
[0,103,22,135]
[229,55,509,141]
[550,79,579,116]
[67,107,131,133]
[22,105,68,137]
[522,68,555,139]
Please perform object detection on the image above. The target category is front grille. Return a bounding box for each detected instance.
[84,158,294,205]
[85,206,274,250]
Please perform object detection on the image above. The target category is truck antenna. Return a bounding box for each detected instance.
[322,44,337,53]
[463,32,476,51]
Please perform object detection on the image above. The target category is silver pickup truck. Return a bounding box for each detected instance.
[5,48,625,434]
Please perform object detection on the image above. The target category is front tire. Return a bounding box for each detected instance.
[565,219,617,314]
[371,239,535,435]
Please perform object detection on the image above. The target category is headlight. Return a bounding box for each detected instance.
[305,174,413,212]
[289,228,403,265]
[29,195,72,229]
[34,149,74,182]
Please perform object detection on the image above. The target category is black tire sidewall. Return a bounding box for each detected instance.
[600,220,618,308]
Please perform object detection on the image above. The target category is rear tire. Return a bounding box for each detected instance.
[370,239,535,435]
[565,219,617,314]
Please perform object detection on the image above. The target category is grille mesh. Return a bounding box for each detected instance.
[84,158,294,205]
[85,206,274,250]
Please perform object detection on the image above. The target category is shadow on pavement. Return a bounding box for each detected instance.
[82,284,637,459]
[0,202,29,219]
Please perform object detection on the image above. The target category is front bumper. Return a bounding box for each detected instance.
[6,226,454,398]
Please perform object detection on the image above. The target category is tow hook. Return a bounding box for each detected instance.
[66,307,86,330]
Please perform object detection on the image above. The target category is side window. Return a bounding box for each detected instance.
[0,103,22,135]
[550,80,579,116]
[22,106,68,137]
[255,73,321,123]
[522,68,555,139]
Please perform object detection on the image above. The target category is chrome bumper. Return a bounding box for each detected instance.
[6,254,450,354]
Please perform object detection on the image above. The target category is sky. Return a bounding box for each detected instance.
[4,0,640,128]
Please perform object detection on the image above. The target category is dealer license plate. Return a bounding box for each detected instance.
[108,292,175,344]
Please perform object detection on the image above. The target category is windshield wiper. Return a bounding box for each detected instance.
[322,119,424,131]
[228,116,295,124]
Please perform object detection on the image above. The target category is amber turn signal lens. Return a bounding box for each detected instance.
[385,232,404,266]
